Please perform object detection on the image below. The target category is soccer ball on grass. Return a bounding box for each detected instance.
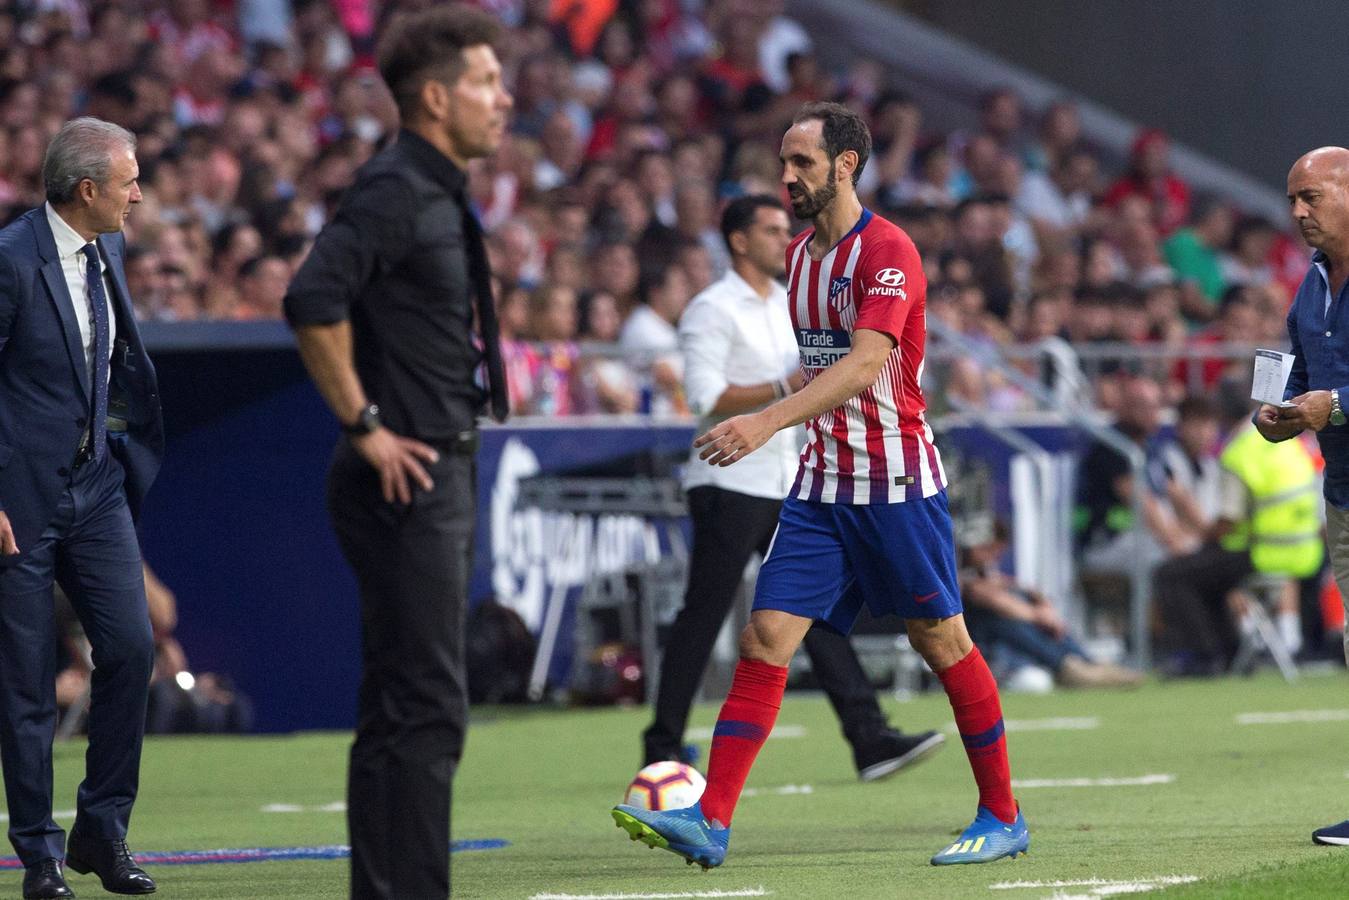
[624,761,706,811]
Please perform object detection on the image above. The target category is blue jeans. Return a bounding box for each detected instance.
[970,615,1089,676]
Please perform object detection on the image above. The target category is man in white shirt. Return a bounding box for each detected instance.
[640,195,943,780]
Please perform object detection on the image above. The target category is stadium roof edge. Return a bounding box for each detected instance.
[788,0,1289,223]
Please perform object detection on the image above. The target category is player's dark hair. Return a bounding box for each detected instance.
[377,4,502,119]
[720,194,782,251]
[793,101,871,186]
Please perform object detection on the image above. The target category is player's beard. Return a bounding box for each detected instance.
[788,162,839,220]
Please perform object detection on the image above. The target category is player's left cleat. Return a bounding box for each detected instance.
[611,801,730,869]
[930,805,1029,865]
[1313,819,1349,845]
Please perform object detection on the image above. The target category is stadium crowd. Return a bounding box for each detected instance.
[2,0,1335,684]
[0,0,1309,418]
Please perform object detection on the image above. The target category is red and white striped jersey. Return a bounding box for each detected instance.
[785,208,946,504]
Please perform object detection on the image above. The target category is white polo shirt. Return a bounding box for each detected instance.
[678,268,802,500]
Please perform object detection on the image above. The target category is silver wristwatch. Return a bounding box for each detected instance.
[1332,389,1346,427]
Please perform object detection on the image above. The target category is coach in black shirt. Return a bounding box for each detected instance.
[283,6,512,899]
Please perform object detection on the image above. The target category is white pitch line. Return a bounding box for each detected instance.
[686,725,805,740]
[261,802,347,813]
[1010,774,1174,789]
[943,717,1100,735]
[1237,709,1349,725]
[741,784,813,798]
[990,875,1199,894]
[530,889,769,900]
[0,809,75,823]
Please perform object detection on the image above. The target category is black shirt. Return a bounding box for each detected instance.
[284,129,486,442]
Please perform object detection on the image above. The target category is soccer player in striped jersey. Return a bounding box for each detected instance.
[613,102,1029,868]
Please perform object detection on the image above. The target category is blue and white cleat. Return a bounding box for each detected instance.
[930,805,1029,865]
[612,801,730,870]
[1313,819,1349,845]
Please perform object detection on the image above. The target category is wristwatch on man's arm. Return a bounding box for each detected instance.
[342,403,382,435]
[1331,389,1346,427]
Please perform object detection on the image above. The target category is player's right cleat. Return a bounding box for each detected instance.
[930,805,1029,865]
[611,801,730,869]
[1313,819,1349,845]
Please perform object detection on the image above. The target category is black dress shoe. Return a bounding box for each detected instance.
[22,858,74,899]
[853,728,946,782]
[64,834,155,895]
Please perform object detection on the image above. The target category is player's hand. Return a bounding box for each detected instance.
[351,427,438,504]
[695,412,776,467]
[1283,391,1331,432]
[1255,403,1303,441]
[0,510,16,555]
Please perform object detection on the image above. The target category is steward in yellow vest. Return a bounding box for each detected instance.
[1217,424,1323,579]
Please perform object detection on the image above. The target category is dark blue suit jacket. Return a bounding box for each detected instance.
[0,207,164,563]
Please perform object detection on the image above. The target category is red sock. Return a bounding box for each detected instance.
[937,645,1017,824]
[697,658,788,826]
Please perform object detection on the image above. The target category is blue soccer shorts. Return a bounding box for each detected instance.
[752,492,963,634]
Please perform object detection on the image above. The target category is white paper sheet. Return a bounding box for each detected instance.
[1251,348,1296,407]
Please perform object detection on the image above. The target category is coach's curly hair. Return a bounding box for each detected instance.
[377,4,502,118]
[793,101,872,186]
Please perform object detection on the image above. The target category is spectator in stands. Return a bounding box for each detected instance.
[960,520,1143,690]
[1154,385,1322,675]
[673,182,730,277]
[1017,144,1097,238]
[1075,376,1191,602]
[976,87,1027,160]
[1163,196,1233,321]
[1176,285,1261,392]
[497,284,539,416]
[859,90,920,202]
[578,290,641,414]
[1104,127,1191,236]
[620,260,692,415]
[231,255,290,320]
[1026,100,1081,173]
[676,239,717,295]
[528,283,583,416]
[1221,216,1279,289]
[1154,394,1223,545]
[592,240,641,316]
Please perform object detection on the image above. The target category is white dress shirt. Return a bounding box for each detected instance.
[678,268,802,500]
[45,203,117,386]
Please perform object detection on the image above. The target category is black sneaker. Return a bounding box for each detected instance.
[853,728,945,782]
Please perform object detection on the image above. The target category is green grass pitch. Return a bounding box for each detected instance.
[5,670,1349,898]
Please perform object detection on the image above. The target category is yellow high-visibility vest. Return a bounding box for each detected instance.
[1218,426,1323,578]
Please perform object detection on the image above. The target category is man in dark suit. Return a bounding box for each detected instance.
[284,6,511,899]
[0,118,162,899]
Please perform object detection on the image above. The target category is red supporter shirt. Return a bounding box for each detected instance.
[786,209,946,504]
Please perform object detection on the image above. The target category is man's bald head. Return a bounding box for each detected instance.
[1291,146,1349,180]
[1289,147,1349,260]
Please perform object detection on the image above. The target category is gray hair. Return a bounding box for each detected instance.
[42,117,137,205]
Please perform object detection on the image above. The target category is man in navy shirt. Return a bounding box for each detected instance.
[1256,146,1349,847]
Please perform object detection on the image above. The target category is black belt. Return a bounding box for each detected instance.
[436,430,479,456]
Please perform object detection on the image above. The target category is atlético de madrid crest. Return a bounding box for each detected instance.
[828,275,851,310]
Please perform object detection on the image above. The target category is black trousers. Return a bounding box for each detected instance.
[0,451,153,866]
[328,441,475,900]
[642,486,889,764]
[1152,544,1253,666]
